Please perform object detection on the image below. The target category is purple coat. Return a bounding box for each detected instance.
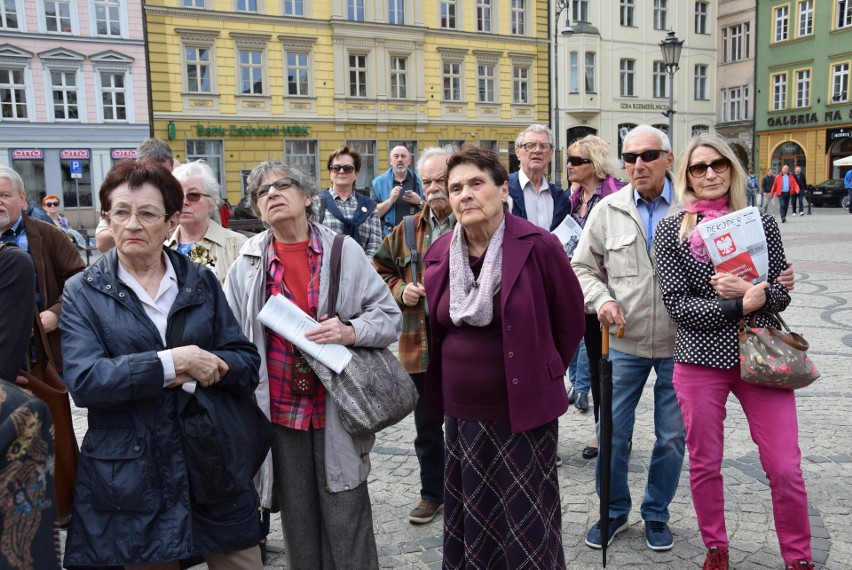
[423,213,585,433]
[568,175,626,214]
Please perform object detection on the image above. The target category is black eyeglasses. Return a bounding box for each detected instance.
[622,150,667,164]
[184,192,210,203]
[567,156,593,167]
[44,201,60,207]
[253,177,296,200]
[688,158,731,178]
[329,164,356,173]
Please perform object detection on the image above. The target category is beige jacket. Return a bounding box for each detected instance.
[166,220,247,283]
[570,183,677,359]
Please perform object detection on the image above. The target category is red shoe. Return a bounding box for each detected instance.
[703,546,729,570]
[785,562,815,570]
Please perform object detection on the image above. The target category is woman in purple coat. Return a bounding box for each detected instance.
[423,146,585,569]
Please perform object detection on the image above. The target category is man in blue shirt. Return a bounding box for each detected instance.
[844,168,852,214]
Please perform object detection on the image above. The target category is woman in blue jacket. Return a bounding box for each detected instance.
[59,160,263,568]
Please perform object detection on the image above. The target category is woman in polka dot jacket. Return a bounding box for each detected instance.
[654,132,814,570]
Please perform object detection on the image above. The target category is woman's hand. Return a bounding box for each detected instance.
[710,272,751,299]
[170,345,229,388]
[742,281,769,314]
[306,316,357,346]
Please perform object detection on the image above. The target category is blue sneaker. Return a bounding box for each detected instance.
[645,520,674,551]
[585,515,629,549]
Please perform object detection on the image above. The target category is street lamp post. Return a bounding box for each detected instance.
[659,30,684,152]
[553,0,569,187]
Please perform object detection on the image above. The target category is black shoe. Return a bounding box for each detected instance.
[556,454,563,467]
[574,392,589,412]
[627,437,633,455]
[782,218,786,223]
[582,446,598,459]
[566,385,575,405]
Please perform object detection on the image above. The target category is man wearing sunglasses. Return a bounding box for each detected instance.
[571,124,685,554]
[508,124,570,231]
[371,145,425,235]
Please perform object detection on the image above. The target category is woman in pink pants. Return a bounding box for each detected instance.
[654,133,813,570]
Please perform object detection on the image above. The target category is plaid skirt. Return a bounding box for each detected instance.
[442,416,565,570]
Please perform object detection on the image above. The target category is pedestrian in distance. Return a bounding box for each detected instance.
[761,167,775,213]
[770,165,800,223]
[792,166,807,216]
[746,170,759,208]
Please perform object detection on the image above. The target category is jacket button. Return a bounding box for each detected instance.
[105,284,112,290]
[506,325,512,331]
[344,485,350,491]
[119,292,125,298]
[86,277,93,282]
[134,445,140,452]
[508,352,514,358]
[512,378,519,385]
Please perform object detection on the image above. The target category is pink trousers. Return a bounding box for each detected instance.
[673,362,812,564]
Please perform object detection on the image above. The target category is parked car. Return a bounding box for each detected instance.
[810,179,850,209]
[228,195,265,234]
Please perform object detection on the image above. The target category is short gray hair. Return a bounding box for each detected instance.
[136,138,174,164]
[246,159,318,218]
[172,160,220,206]
[0,166,25,196]
[515,124,554,148]
[416,145,456,175]
[622,125,671,153]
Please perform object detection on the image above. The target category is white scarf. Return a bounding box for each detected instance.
[448,217,505,327]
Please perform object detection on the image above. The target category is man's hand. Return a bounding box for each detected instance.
[597,301,626,329]
[778,261,794,291]
[390,185,402,202]
[39,310,59,333]
[401,191,422,206]
[402,283,426,306]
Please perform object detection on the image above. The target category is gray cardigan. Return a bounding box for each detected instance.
[224,223,401,506]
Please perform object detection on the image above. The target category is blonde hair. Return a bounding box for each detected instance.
[567,135,618,181]
[673,132,747,242]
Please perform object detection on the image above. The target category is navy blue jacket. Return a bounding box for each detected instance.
[59,248,262,566]
[508,171,570,231]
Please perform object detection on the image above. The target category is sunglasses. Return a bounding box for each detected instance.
[622,150,666,164]
[329,164,356,173]
[184,192,210,203]
[567,156,593,167]
[254,177,296,200]
[688,158,731,178]
[44,201,60,207]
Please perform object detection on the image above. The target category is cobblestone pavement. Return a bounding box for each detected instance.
[63,208,852,569]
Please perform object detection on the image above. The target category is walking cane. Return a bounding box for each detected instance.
[598,324,623,568]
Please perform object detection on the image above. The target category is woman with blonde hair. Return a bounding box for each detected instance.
[654,132,813,570]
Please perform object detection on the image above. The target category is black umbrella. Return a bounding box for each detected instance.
[598,325,620,567]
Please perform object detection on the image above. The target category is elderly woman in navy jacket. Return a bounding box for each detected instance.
[423,145,585,569]
[59,160,263,568]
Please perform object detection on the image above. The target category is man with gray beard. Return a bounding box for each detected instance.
[373,146,455,525]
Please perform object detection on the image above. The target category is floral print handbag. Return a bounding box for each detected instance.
[738,311,820,390]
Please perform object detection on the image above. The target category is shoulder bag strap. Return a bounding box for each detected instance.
[326,233,346,318]
[403,214,419,286]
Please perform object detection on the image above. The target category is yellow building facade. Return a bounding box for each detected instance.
[145,0,551,202]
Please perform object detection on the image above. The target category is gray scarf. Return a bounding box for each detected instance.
[448,217,505,327]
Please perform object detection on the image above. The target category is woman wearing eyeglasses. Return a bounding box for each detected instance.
[312,146,383,257]
[565,135,626,458]
[167,160,246,283]
[224,159,400,569]
[59,160,265,568]
[654,133,813,570]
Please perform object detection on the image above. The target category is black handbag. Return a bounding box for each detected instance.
[304,234,418,437]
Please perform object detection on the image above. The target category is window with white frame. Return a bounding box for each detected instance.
[186,139,224,188]
[798,0,813,36]
[621,0,635,27]
[440,0,456,29]
[349,54,367,98]
[794,69,810,107]
[286,52,310,96]
[511,0,525,35]
[94,0,121,37]
[694,2,708,34]
[389,0,403,24]
[238,49,264,95]
[573,0,589,22]
[348,0,364,21]
[832,62,849,103]
[722,86,749,122]
[513,65,529,104]
[477,0,491,32]
[44,0,72,33]
[185,45,212,93]
[722,23,750,63]
[1,0,20,29]
[569,51,579,93]
[345,139,376,189]
[654,0,667,30]
[443,60,462,101]
[694,64,707,100]
[653,61,667,98]
[585,52,596,92]
[284,0,303,16]
[100,71,127,121]
[837,0,852,29]
[285,139,318,180]
[236,0,257,12]
[774,5,789,42]
[183,0,205,7]
[477,63,495,102]
[0,67,27,119]
[50,70,79,121]
[772,73,787,110]
[620,59,635,96]
[389,56,407,99]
